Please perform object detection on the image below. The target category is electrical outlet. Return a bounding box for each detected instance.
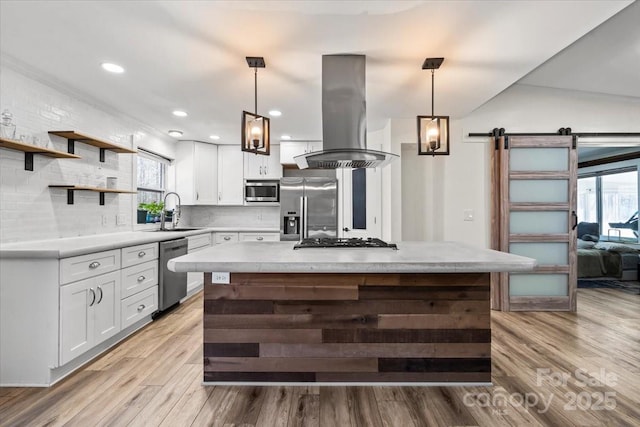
[101,215,108,226]
[116,214,126,225]
[464,209,474,221]
[211,272,230,284]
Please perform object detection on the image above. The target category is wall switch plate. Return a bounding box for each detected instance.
[211,272,230,284]
[464,209,474,221]
[101,214,108,226]
[116,214,126,225]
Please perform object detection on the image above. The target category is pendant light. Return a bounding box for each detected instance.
[417,57,449,156]
[242,56,270,155]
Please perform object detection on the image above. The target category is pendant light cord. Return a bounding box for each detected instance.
[254,67,258,115]
[431,69,435,117]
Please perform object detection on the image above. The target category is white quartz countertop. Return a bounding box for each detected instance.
[168,241,537,274]
[0,227,279,259]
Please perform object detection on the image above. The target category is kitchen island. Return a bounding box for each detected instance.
[168,241,536,385]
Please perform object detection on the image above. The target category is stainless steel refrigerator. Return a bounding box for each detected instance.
[280,177,338,241]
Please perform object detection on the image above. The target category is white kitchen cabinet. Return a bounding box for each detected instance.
[121,260,158,299]
[217,145,244,205]
[238,232,280,242]
[60,270,121,365]
[280,141,322,165]
[245,144,282,178]
[176,141,218,205]
[121,286,158,330]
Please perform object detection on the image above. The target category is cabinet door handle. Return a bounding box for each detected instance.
[96,286,103,304]
[264,165,268,175]
[137,304,146,312]
[137,275,146,282]
[218,192,221,201]
[196,192,199,201]
[256,236,264,241]
[138,251,146,257]
[224,236,231,241]
[88,288,96,307]
[89,261,100,269]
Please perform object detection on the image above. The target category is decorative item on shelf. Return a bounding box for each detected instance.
[1,109,16,139]
[241,56,270,156]
[417,57,449,156]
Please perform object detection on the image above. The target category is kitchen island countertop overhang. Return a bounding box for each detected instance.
[168,240,537,274]
[169,241,536,385]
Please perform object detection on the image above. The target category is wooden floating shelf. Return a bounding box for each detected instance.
[49,185,136,205]
[1,137,81,171]
[48,130,137,162]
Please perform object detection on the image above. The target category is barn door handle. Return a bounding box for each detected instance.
[572,211,578,230]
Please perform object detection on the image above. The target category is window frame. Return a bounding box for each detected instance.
[578,166,638,242]
[136,148,171,207]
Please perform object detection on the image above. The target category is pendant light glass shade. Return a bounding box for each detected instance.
[417,57,449,156]
[417,115,449,155]
[242,111,270,154]
[242,56,270,155]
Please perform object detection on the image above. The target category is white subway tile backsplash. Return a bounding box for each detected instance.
[0,64,173,243]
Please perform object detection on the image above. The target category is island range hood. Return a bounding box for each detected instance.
[294,54,398,169]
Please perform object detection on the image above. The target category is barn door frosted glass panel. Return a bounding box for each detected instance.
[510,274,568,296]
[510,148,568,171]
[510,180,568,203]
[510,243,569,265]
[510,211,568,234]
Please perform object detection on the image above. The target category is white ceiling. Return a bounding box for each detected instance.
[0,1,637,144]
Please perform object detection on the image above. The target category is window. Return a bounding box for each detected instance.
[578,168,638,241]
[137,150,168,206]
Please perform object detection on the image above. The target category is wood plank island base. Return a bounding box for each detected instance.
[168,241,536,385]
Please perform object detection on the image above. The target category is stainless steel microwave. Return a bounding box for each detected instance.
[244,179,279,203]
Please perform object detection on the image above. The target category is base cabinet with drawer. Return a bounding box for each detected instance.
[60,270,121,365]
[121,285,158,329]
[239,232,280,242]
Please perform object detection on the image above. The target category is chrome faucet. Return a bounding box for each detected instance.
[160,192,181,230]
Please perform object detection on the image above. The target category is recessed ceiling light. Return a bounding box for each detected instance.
[172,110,188,117]
[168,130,183,137]
[269,110,282,117]
[101,62,125,73]
[209,135,220,140]
[281,135,291,140]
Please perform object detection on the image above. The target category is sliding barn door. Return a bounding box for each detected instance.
[494,135,577,311]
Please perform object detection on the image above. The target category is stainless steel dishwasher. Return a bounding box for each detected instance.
[157,238,188,313]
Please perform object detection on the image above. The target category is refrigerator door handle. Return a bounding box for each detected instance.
[302,196,309,239]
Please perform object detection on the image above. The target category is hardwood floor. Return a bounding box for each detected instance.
[1,288,638,427]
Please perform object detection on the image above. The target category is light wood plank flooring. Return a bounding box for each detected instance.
[1,288,638,426]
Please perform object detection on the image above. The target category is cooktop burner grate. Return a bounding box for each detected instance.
[294,237,398,250]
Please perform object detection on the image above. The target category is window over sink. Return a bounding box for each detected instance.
[136,149,168,206]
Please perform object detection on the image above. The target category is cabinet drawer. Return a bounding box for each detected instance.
[122,243,158,268]
[121,260,158,299]
[60,249,121,285]
[238,232,279,242]
[121,285,158,329]
[187,233,212,251]
[214,232,239,244]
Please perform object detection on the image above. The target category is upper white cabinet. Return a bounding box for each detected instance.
[280,141,322,165]
[245,144,282,179]
[218,145,244,205]
[176,141,218,205]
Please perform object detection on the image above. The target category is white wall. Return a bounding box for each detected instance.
[385,83,640,247]
[0,62,176,243]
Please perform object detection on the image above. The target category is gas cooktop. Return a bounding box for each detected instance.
[293,237,398,250]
